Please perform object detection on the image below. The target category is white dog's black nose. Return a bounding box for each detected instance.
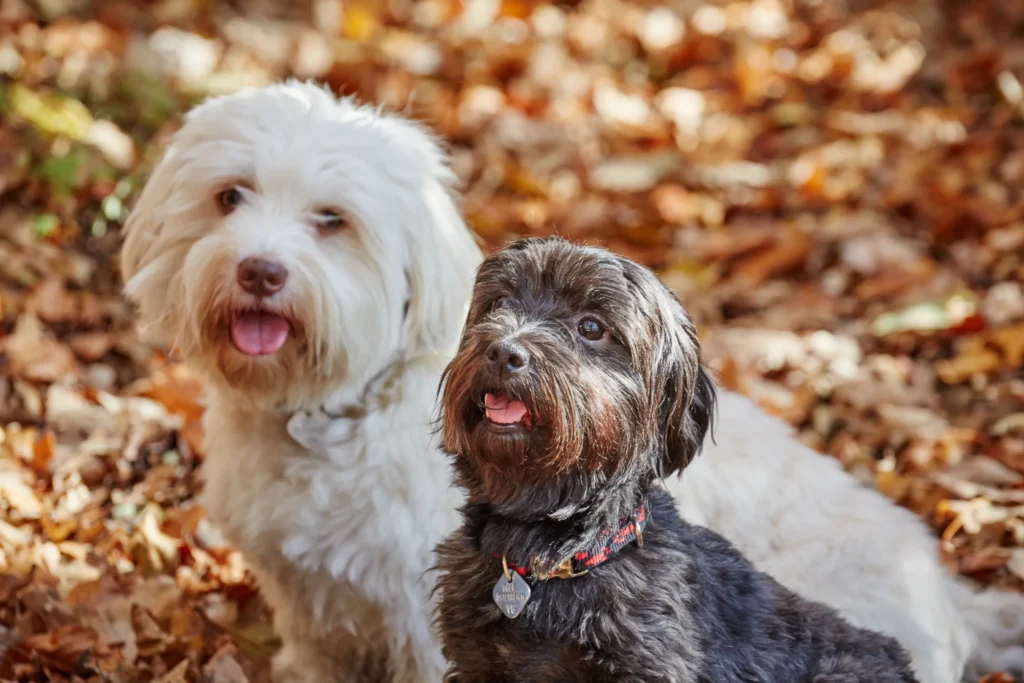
[486,339,529,373]
[237,257,288,298]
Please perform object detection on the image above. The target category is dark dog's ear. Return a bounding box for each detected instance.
[621,258,717,476]
[661,365,716,476]
[647,286,717,477]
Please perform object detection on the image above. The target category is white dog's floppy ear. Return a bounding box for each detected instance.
[119,144,189,346]
[382,116,483,355]
[121,150,172,283]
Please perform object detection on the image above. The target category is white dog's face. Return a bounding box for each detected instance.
[121,82,481,409]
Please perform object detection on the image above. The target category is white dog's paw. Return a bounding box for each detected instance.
[286,407,359,452]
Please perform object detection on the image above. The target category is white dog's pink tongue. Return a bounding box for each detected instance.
[230,311,290,356]
[484,393,528,425]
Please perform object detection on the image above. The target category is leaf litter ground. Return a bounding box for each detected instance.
[0,0,1023,680]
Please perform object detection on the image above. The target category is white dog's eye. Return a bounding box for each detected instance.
[217,186,244,212]
[315,209,348,232]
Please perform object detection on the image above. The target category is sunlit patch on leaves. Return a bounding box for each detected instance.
[8,83,94,141]
[872,291,981,337]
[101,194,124,221]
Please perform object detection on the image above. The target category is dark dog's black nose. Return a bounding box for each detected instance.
[237,257,288,297]
[486,339,530,373]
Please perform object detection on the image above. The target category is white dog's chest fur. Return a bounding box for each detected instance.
[199,356,460,679]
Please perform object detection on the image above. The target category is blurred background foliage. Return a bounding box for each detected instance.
[1,0,1023,679]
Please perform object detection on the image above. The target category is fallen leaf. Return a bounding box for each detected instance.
[0,472,42,520]
[135,364,205,423]
[876,470,914,503]
[588,152,682,193]
[937,322,1024,383]
[992,413,1024,437]
[132,604,174,658]
[872,292,979,337]
[156,658,191,683]
[18,624,103,672]
[40,514,76,543]
[68,331,117,361]
[730,229,813,285]
[28,430,55,478]
[1,314,78,383]
[7,84,94,140]
[979,674,1016,683]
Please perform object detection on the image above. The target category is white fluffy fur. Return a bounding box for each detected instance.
[676,391,968,683]
[121,81,478,681]
[120,80,1024,683]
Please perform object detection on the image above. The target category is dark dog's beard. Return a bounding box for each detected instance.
[441,367,658,534]
[442,355,648,506]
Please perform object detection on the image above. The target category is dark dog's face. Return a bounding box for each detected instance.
[440,238,715,509]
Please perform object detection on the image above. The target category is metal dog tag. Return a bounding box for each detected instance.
[492,570,531,619]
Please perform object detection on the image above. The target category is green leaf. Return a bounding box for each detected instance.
[37,148,86,196]
[32,214,60,238]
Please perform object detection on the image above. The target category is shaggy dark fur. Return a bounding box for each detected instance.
[435,237,919,683]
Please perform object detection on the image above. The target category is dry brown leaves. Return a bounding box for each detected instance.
[1,0,1023,680]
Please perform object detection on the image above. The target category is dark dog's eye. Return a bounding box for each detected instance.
[217,187,244,212]
[491,297,512,312]
[315,209,348,232]
[577,317,605,341]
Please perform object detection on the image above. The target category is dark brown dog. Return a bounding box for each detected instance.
[434,237,919,683]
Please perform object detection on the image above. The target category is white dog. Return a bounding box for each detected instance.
[120,80,1023,683]
[120,82,479,681]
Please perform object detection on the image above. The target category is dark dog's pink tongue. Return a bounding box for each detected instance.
[484,392,529,425]
[230,311,290,356]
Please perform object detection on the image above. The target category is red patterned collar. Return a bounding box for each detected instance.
[496,504,648,582]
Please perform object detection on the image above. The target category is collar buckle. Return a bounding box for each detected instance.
[537,557,589,581]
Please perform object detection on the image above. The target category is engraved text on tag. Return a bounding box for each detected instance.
[492,570,531,619]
